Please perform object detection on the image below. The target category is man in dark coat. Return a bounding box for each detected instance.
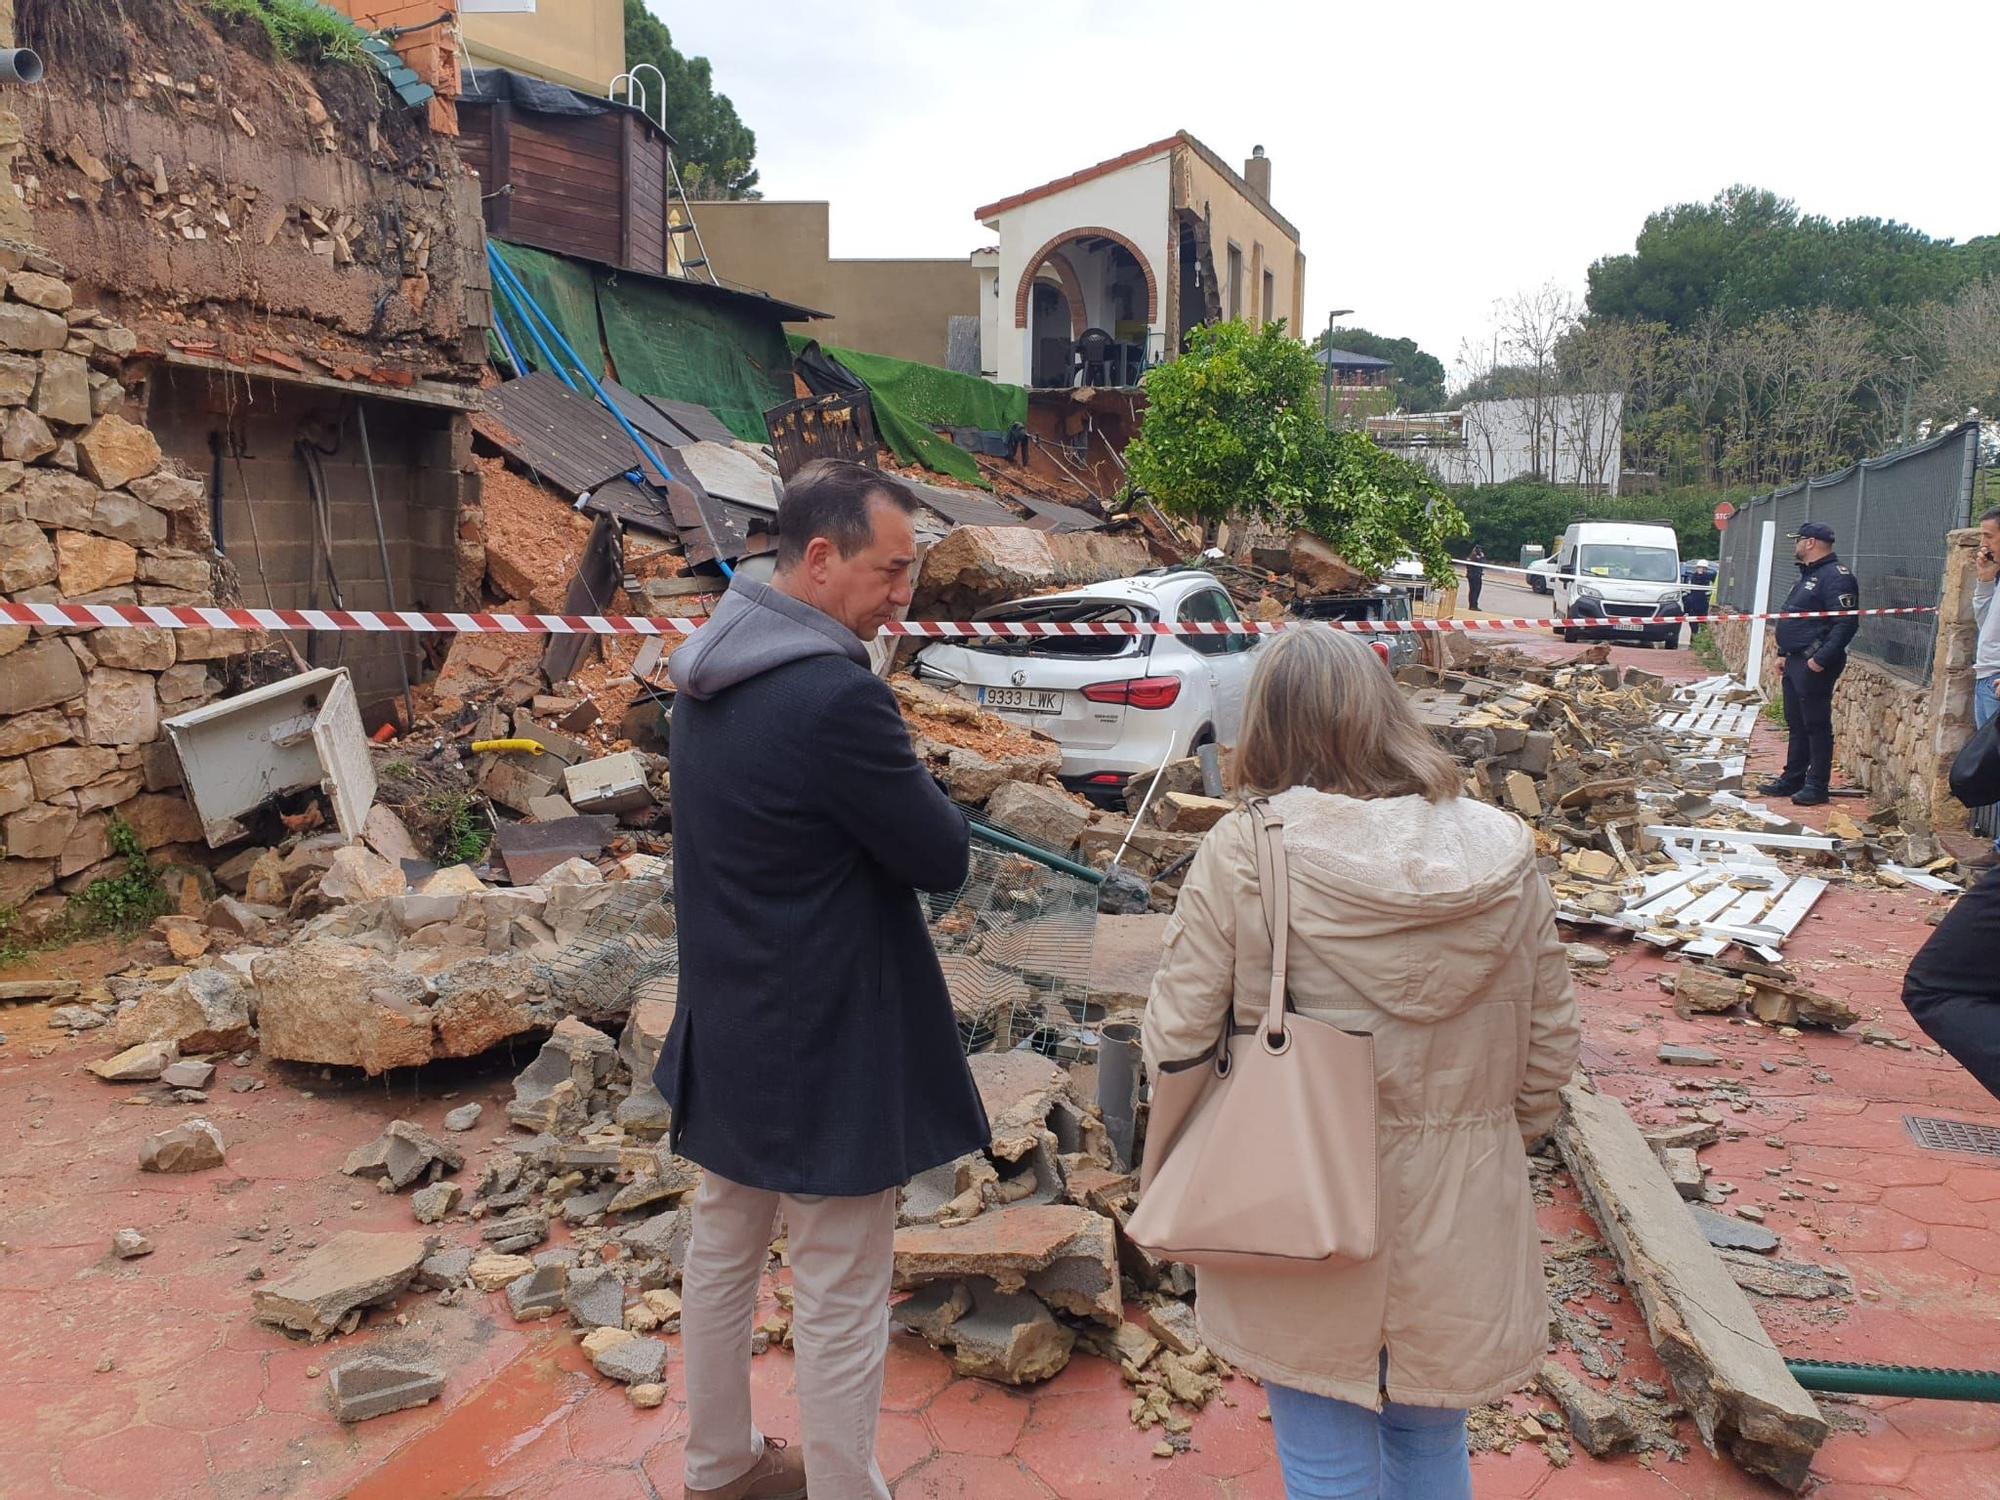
[659,460,988,1500]
[1903,865,2000,1102]
[1465,545,1487,612]
[1759,521,1861,807]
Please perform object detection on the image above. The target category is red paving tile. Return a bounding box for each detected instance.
[4,634,1999,1498]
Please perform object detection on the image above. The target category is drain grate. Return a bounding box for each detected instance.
[1904,1115,2000,1158]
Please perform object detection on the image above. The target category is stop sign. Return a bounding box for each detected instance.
[1713,501,1736,531]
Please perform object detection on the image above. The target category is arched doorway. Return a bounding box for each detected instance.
[1014,227,1158,387]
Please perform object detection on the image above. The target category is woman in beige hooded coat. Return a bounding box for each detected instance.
[1142,625,1580,1499]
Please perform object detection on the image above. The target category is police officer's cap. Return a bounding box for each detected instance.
[1786,521,1835,543]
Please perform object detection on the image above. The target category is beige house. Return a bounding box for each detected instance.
[690,201,979,366]
[973,132,1306,388]
[460,0,627,95]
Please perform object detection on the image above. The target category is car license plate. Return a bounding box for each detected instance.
[979,686,1061,714]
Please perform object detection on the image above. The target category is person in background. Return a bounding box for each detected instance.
[1142,626,1580,1500]
[1970,507,2000,861]
[1465,545,1487,612]
[1759,521,1861,806]
[659,460,989,1500]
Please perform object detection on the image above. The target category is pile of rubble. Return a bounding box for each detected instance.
[1410,648,1969,970]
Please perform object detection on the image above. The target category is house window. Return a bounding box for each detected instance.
[1226,243,1243,321]
[1262,270,1275,326]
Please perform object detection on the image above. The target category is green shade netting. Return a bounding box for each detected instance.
[489,241,605,383]
[788,336,1029,488]
[598,273,793,442]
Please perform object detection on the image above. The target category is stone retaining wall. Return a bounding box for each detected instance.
[0,246,226,920]
[1707,527,1981,829]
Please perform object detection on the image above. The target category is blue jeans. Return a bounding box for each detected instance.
[1266,1365,1472,1500]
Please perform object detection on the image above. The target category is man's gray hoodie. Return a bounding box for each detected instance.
[667,577,868,700]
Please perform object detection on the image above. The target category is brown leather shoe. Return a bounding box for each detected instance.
[686,1436,806,1500]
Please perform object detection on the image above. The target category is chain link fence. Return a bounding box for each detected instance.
[1715,423,1982,681]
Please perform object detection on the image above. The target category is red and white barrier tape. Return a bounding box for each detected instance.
[0,600,1937,637]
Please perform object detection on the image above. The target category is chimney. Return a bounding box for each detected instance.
[1244,145,1271,200]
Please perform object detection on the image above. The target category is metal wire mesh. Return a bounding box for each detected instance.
[538,855,680,1019]
[927,839,1101,1060]
[537,840,1101,1060]
[1714,424,1980,681]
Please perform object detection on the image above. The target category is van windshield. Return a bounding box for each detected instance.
[1579,545,1678,584]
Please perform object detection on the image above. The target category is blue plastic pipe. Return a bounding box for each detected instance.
[486,244,733,580]
[486,249,573,391]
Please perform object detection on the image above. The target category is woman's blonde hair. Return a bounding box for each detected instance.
[1231,625,1463,802]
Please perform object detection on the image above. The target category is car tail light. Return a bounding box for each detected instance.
[1371,641,1392,665]
[1086,772,1123,785]
[1081,675,1182,709]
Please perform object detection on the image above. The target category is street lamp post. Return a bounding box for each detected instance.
[1320,307,1354,424]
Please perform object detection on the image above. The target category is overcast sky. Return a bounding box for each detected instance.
[660,0,1992,382]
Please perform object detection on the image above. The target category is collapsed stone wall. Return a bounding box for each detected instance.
[0,246,223,919]
[1709,526,1982,828]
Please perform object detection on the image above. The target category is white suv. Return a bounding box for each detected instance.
[911,570,1262,800]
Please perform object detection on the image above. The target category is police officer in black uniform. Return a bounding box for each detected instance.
[1759,521,1860,806]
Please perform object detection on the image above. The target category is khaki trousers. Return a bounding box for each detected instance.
[681,1169,899,1500]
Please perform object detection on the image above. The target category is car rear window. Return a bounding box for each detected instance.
[949,597,1155,659]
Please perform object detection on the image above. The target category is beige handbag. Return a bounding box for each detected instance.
[1128,801,1379,1273]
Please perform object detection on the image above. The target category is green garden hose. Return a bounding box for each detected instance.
[1787,1360,2000,1402]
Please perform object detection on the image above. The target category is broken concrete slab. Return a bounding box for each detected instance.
[252,1231,434,1342]
[903,1280,1074,1386]
[328,1354,446,1423]
[116,968,254,1057]
[619,1206,694,1278]
[618,994,676,1077]
[410,1183,462,1225]
[1555,1084,1826,1490]
[416,1246,477,1291]
[1138,1298,1202,1358]
[968,1051,1076,1164]
[1662,1148,1705,1201]
[111,1228,154,1259]
[139,1118,225,1173]
[480,1213,550,1254]
[318,846,407,905]
[892,1280,973,1343]
[984,780,1092,853]
[563,1266,627,1329]
[1537,1361,1646,1458]
[467,1252,537,1293]
[252,940,434,1075]
[1689,1205,1781,1255]
[1657,1045,1722,1068]
[89,1039,178,1082]
[341,1120,464,1191]
[430,954,543,1059]
[442,1102,482,1133]
[1150,792,1234,835]
[1673,964,1746,1019]
[893,1204,1120,1324]
[158,1059,215,1090]
[504,1264,567,1321]
[204,895,270,941]
[1717,1249,1852,1301]
[588,1329,669,1385]
[508,1016,616,1130]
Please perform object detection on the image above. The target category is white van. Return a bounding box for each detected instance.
[1551,521,1685,647]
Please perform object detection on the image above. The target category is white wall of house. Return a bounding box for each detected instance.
[984,152,1173,387]
[1414,395,1625,494]
[972,252,1000,378]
